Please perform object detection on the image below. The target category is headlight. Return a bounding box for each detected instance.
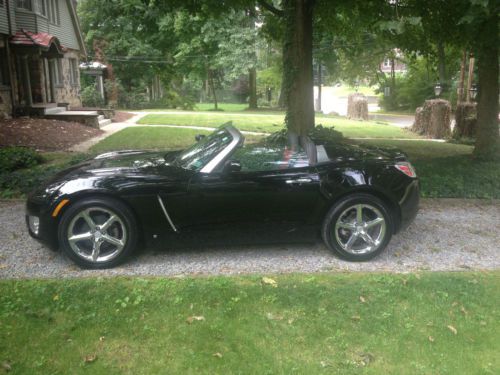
[28,216,40,235]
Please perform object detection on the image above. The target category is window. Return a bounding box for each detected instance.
[51,58,63,86]
[69,58,78,85]
[48,0,59,24]
[234,146,310,172]
[0,48,10,86]
[36,0,46,15]
[383,59,392,68]
[16,0,32,10]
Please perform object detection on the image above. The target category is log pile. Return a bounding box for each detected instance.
[412,99,451,139]
[347,93,369,121]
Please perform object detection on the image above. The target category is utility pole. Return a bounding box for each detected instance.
[457,50,467,104]
[466,53,475,102]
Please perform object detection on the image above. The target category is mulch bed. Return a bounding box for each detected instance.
[112,111,134,122]
[0,118,103,151]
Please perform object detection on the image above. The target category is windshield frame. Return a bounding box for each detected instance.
[173,125,244,173]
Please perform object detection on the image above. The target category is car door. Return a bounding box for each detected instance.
[185,145,322,229]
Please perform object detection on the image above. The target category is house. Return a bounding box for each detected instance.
[0,0,86,119]
[380,50,407,74]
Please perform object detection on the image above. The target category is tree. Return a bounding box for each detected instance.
[465,0,499,160]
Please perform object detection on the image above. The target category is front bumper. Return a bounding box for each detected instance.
[397,179,420,232]
[25,198,59,249]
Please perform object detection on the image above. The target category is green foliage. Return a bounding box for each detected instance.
[144,91,195,110]
[0,153,87,198]
[266,125,344,146]
[0,272,499,373]
[80,86,105,108]
[0,147,44,173]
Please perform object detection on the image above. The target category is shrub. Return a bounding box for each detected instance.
[81,86,105,108]
[0,147,44,173]
[266,125,344,146]
[144,90,195,110]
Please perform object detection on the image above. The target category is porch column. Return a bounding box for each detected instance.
[21,55,33,106]
[96,75,105,99]
[48,58,56,103]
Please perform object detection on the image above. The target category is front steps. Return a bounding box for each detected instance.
[14,104,113,129]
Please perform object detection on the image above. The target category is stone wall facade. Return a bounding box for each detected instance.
[0,87,12,120]
[54,50,82,107]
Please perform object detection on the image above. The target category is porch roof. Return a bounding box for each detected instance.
[10,29,67,54]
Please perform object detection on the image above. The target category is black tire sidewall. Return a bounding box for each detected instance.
[58,197,138,269]
[322,194,393,261]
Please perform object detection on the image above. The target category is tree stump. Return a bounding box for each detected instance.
[347,93,369,121]
[454,102,477,138]
[411,99,451,139]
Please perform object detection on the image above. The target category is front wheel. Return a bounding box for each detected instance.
[322,194,393,261]
[58,197,138,269]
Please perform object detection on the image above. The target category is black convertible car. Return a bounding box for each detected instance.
[26,123,419,269]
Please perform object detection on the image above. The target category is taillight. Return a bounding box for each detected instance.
[395,162,417,178]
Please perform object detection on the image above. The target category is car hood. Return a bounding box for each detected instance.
[32,150,185,199]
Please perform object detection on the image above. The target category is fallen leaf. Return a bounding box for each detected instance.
[0,264,8,270]
[451,301,458,307]
[53,294,59,301]
[266,312,283,321]
[212,352,223,358]
[460,306,468,316]
[288,318,294,325]
[99,336,105,342]
[262,277,277,287]
[428,336,435,342]
[351,315,361,321]
[359,296,366,303]
[1,361,11,372]
[447,325,458,335]
[83,354,97,363]
[186,316,205,324]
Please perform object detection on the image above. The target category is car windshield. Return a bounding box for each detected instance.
[173,127,234,171]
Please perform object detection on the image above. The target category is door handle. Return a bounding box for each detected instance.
[285,178,313,184]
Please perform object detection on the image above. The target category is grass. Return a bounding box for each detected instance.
[0,271,498,374]
[356,140,500,199]
[89,127,263,154]
[137,113,420,139]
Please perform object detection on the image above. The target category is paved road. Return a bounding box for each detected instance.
[1,199,498,279]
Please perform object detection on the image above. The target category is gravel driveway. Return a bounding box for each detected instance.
[0,199,498,279]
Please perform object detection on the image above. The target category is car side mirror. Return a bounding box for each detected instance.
[223,160,241,173]
[195,134,206,142]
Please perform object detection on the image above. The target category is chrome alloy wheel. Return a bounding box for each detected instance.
[333,204,386,255]
[67,207,127,263]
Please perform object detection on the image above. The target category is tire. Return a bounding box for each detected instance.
[321,193,393,261]
[58,197,138,269]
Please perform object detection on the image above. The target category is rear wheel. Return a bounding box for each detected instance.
[58,197,138,269]
[322,194,393,261]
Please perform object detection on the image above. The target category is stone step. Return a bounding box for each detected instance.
[44,106,65,115]
[97,114,105,121]
[44,110,100,128]
[98,118,112,127]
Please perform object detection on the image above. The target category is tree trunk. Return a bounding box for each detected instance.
[248,67,257,109]
[282,0,315,136]
[437,40,446,85]
[208,69,218,110]
[473,7,499,160]
[316,62,322,111]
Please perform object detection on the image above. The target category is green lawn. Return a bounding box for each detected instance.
[356,140,500,198]
[0,272,498,374]
[137,113,420,139]
[90,127,212,154]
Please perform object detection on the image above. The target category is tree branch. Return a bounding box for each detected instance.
[258,0,284,17]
